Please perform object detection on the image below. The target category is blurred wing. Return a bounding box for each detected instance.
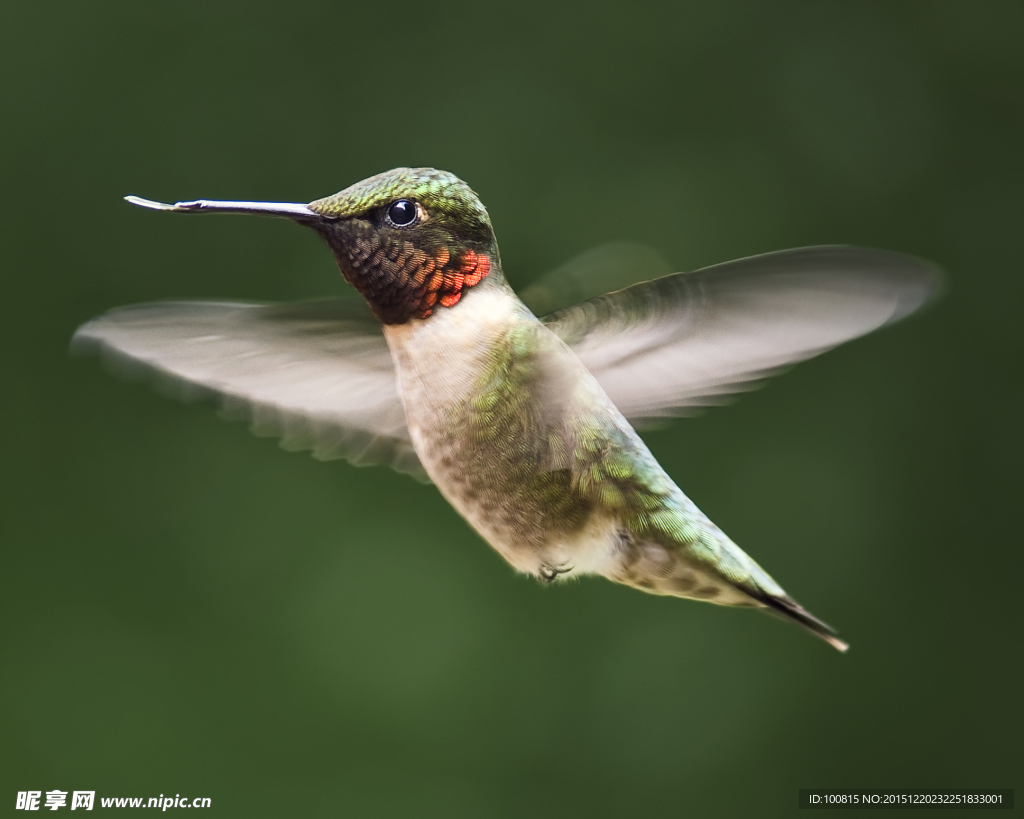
[544,246,938,423]
[72,299,426,480]
[519,241,675,316]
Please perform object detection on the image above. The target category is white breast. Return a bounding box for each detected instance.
[380,286,621,577]
[382,286,524,451]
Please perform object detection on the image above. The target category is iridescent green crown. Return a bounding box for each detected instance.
[310,167,491,225]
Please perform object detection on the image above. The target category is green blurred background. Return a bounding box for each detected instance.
[1,1,1021,816]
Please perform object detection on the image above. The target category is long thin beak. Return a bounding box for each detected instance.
[125,196,320,221]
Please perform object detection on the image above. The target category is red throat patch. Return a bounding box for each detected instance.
[415,249,491,318]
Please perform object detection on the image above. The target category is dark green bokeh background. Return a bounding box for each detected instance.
[2,2,1021,816]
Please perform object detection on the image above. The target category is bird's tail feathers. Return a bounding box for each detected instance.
[759,594,849,653]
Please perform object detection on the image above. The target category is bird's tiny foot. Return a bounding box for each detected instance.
[539,563,574,583]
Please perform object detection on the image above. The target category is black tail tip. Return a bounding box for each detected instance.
[762,595,849,653]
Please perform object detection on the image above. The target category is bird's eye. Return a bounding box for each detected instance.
[386,199,418,227]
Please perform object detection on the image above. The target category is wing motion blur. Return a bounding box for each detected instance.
[544,246,937,424]
[72,299,427,480]
[73,246,936,477]
[519,241,676,317]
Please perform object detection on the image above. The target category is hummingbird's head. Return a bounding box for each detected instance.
[307,168,500,324]
[126,168,501,325]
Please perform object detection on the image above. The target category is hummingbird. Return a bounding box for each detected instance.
[74,167,936,652]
